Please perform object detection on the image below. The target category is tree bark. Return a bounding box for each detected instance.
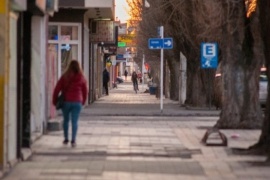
[250,0,270,152]
[215,0,262,129]
[167,57,179,101]
[186,64,207,106]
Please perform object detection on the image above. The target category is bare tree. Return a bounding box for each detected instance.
[249,0,270,156]
[164,0,263,128]
[129,0,264,129]
[214,0,263,128]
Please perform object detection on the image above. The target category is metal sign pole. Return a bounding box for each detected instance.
[160,26,164,113]
[148,28,173,114]
[142,53,145,91]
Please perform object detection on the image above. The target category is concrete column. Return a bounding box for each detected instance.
[0,0,9,168]
[179,52,187,105]
[83,16,90,104]
[31,16,47,137]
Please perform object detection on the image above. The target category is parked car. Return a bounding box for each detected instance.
[214,68,268,108]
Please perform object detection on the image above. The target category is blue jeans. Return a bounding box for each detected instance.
[61,102,82,142]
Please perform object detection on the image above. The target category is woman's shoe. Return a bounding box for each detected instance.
[71,140,76,147]
[63,139,69,145]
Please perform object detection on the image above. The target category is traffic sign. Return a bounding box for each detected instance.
[163,38,173,49]
[148,38,163,49]
[148,38,173,49]
[200,43,218,69]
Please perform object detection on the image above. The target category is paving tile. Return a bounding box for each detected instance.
[3,82,270,180]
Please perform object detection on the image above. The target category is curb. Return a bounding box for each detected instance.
[80,113,220,117]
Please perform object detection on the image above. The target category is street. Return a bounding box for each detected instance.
[3,78,269,180]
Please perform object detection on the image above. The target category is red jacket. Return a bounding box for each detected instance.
[53,73,88,105]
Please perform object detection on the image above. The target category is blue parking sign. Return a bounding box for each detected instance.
[201,43,218,69]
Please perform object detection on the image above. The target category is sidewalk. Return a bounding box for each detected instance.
[84,78,220,117]
[2,80,269,180]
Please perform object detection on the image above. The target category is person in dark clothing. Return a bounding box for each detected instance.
[103,68,110,95]
[124,70,128,81]
[131,71,139,91]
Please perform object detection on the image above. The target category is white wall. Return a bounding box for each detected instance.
[31,16,47,138]
[179,52,187,105]
[7,12,18,164]
[84,15,90,104]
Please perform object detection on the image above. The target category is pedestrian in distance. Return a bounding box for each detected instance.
[131,71,139,93]
[53,60,88,147]
[103,67,110,95]
[124,69,128,81]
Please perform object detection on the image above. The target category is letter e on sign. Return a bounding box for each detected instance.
[200,42,218,69]
[203,43,216,58]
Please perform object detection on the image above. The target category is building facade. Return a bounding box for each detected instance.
[0,0,58,175]
[48,0,116,118]
[0,0,116,175]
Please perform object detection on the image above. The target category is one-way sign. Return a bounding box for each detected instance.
[148,38,173,49]
[163,38,173,49]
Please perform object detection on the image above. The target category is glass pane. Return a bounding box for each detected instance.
[61,44,78,74]
[60,26,78,41]
[48,25,58,40]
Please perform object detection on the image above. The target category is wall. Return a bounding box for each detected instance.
[31,16,47,139]
[83,14,90,104]
[7,11,18,166]
[0,0,9,169]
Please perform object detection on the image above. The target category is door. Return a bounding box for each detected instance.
[48,23,82,118]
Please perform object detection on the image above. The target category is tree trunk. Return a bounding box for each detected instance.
[215,0,262,129]
[251,0,270,152]
[186,65,207,106]
[167,57,179,101]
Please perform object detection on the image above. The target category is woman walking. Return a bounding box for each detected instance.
[53,60,88,147]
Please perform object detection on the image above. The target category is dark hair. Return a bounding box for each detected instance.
[64,60,82,75]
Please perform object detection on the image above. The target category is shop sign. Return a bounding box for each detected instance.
[118,34,136,43]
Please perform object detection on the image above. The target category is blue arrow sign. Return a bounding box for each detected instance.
[163,38,173,49]
[148,38,173,49]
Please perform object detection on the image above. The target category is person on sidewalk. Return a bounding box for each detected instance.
[124,69,128,81]
[103,67,110,95]
[53,60,88,147]
[131,71,139,91]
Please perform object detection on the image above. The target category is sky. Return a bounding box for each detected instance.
[115,0,130,23]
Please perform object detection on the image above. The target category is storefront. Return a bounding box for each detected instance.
[47,23,82,118]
